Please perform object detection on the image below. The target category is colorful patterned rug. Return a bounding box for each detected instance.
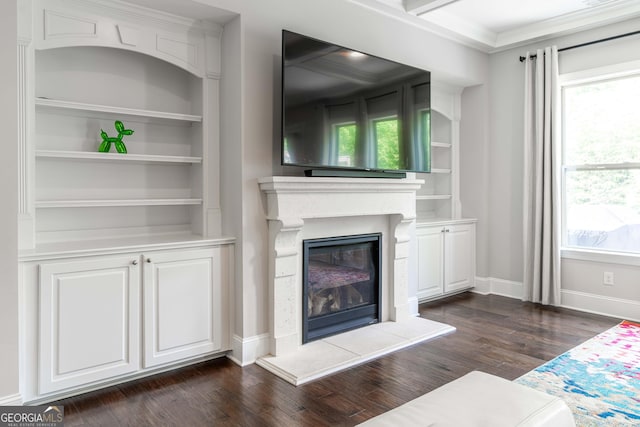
[515,320,640,426]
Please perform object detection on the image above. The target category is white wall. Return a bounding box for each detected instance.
[196,0,490,360]
[487,17,640,319]
[0,0,19,404]
[460,84,490,277]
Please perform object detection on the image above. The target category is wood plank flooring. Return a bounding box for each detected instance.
[54,293,621,426]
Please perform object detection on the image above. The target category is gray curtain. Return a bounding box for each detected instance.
[522,46,561,305]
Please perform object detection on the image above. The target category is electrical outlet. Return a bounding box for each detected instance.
[603,271,614,286]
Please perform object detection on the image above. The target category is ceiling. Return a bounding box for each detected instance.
[360,0,640,52]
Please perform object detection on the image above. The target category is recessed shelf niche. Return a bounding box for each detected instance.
[416,109,455,220]
[33,46,206,247]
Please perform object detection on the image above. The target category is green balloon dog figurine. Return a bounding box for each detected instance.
[98,120,134,153]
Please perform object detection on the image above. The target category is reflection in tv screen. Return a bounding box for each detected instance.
[282,30,431,174]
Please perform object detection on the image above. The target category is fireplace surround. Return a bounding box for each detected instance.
[258,176,423,356]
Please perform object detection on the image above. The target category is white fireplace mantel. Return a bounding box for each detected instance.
[258,176,423,356]
[259,176,423,222]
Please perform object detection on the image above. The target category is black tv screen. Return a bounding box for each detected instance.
[281,30,431,174]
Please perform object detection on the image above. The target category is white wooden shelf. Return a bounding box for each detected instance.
[35,198,203,208]
[431,141,452,148]
[430,168,451,174]
[35,98,202,123]
[416,217,478,227]
[416,194,452,201]
[36,150,202,164]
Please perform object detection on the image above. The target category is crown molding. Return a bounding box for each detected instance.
[491,0,640,52]
[347,0,494,52]
[354,0,640,54]
[419,8,497,50]
[404,0,459,15]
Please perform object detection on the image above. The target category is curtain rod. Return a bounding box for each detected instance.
[518,29,640,62]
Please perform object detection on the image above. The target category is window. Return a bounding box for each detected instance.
[562,73,640,254]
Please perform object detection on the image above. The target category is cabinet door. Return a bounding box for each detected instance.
[143,248,222,367]
[417,227,445,299]
[39,256,140,394]
[444,224,475,293]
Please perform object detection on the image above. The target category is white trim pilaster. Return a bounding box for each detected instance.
[17,35,35,250]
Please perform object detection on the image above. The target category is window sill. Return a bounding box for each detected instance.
[561,248,640,267]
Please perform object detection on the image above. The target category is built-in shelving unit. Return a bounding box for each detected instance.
[414,84,476,303]
[416,103,457,220]
[28,42,212,247]
[18,0,233,404]
[13,0,232,252]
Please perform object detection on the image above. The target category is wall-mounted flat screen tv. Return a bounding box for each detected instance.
[281,30,431,175]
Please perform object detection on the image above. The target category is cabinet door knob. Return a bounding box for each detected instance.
[146,258,152,263]
[132,260,138,265]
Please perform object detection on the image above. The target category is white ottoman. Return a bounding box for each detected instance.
[357,371,575,427]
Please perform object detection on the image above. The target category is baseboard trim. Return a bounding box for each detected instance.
[228,333,270,366]
[408,296,419,316]
[471,277,523,300]
[560,290,640,323]
[490,277,524,299]
[473,277,491,295]
[0,393,23,406]
[23,353,228,405]
[472,277,640,322]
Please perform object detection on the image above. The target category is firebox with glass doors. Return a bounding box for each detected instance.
[302,233,382,343]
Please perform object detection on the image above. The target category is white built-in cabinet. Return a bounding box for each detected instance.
[143,248,225,368]
[38,255,141,395]
[23,243,233,401]
[416,221,476,300]
[414,83,476,301]
[17,0,234,403]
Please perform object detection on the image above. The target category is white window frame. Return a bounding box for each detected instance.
[559,60,640,266]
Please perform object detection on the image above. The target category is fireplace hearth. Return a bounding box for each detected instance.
[303,233,381,343]
[255,177,455,385]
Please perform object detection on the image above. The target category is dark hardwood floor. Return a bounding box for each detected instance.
[55,293,621,426]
